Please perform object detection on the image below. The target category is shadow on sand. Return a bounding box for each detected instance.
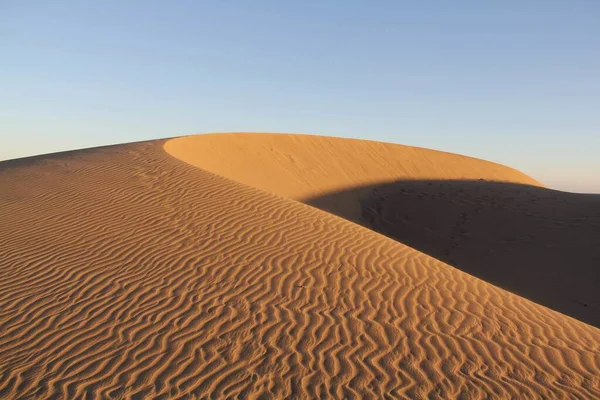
[305,179,600,327]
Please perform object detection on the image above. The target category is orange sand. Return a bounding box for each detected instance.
[167,133,600,327]
[0,133,598,398]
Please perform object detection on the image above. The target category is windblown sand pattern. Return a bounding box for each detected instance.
[1,134,599,398]
[166,133,600,327]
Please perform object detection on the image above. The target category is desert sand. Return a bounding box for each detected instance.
[167,133,600,327]
[0,133,599,398]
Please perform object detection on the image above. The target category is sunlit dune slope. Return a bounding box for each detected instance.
[165,133,541,220]
[167,133,600,327]
[0,136,598,398]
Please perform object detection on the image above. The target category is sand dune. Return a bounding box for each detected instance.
[167,133,600,326]
[165,133,542,223]
[0,134,599,398]
[324,179,600,328]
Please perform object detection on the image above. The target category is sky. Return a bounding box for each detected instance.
[2,1,599,193]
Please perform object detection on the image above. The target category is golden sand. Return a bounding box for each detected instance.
[0,133,598,398]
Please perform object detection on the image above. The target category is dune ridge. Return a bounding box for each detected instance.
[0,135,598,398]
[165,133,543,190]
[165,133,541,223]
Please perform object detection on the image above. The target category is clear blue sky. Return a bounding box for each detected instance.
[2,1,599,192]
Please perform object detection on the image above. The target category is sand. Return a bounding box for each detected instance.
[0,133,598,398]
[165,133,542,223]
[167,133,600,327]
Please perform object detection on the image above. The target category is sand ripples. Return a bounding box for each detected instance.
[0,139,598,398]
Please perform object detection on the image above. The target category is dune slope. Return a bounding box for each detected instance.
[0,136,598,398]
[165,133,541,222]
[167,133,600,327]
[338,179,600,327]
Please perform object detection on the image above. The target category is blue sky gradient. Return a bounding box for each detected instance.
[2,1,599,192]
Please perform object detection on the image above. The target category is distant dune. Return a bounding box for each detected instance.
[0,133,598,398]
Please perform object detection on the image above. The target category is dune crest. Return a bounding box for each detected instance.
[0,135,598,398]
[165,133,541,221]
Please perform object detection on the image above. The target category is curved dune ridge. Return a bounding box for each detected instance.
[0,134,597,398]
[165,133,542,221]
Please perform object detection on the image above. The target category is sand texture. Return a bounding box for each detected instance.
[167,133,600,327]
[0,133,599,399]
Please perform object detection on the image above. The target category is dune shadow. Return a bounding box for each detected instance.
[305,179,600,327]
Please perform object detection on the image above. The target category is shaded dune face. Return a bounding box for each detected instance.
[0,135,597,398]
[307,180,600,328]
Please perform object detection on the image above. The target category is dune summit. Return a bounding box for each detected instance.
[0,133,599,398]
[165,133,542,221]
